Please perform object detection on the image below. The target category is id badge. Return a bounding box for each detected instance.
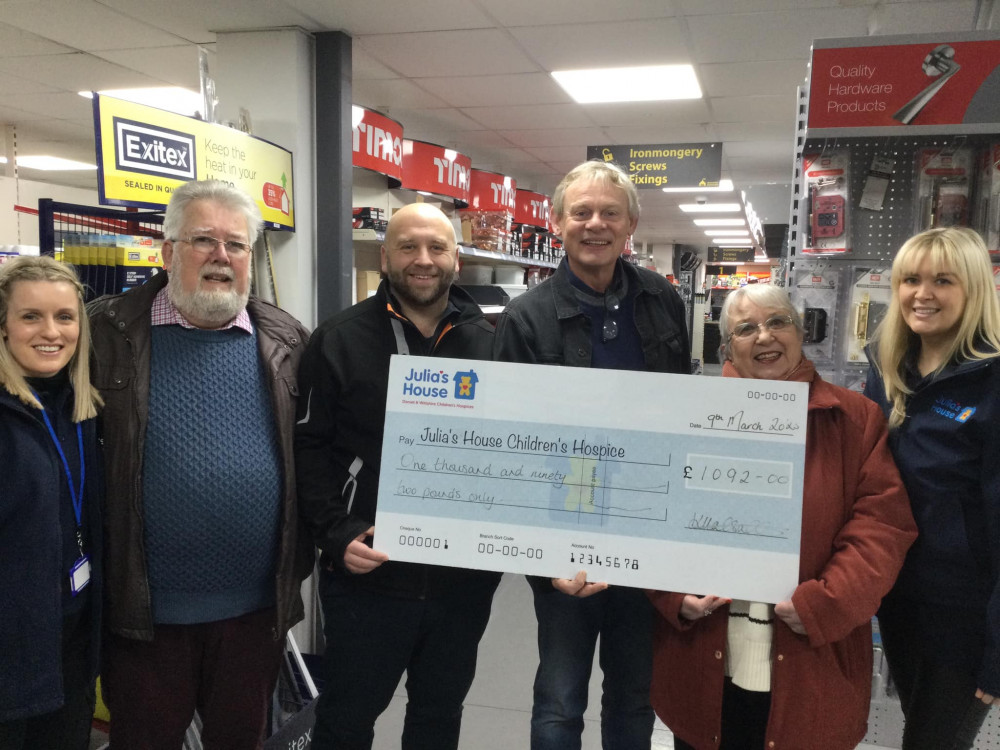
[70,556,91,596]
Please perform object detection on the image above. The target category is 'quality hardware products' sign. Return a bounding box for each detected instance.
[93,94,295,230]
[587,142,722,189]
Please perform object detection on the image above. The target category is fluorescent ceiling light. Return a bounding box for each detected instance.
[552,64,701,104]
[15,155,96,171]
[694,218,747,227]
[717,242,755,247]
[80,87,202,116]
[679,203,741,213]
[663,178,734,194]
[706,230,751,237]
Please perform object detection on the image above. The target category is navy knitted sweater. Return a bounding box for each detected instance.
[144,325,282,624]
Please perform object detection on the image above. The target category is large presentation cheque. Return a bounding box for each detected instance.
[374,356,808,603]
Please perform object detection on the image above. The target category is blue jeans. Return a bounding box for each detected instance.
[313,572,496,750]
[878,595,992,750]
[530,585,655,750]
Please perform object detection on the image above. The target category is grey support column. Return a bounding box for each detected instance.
[315,31,353,323]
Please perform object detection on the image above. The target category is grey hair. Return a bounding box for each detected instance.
[551,160,640,222]
[718,284,803,361]
[162,180,263,246]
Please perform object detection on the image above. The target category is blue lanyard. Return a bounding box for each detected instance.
[36,402,86,536]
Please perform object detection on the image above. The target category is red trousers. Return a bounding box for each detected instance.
[104,607,284,750]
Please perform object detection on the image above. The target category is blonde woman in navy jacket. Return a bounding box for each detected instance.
[0,256,103,750]
[867,227,1000,750]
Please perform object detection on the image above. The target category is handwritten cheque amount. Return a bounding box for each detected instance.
[374,356,808,603]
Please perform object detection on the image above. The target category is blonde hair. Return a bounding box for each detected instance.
[872,227,1000,428]
[0,256,102,421]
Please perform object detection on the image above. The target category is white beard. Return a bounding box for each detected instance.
[166,254,249,328]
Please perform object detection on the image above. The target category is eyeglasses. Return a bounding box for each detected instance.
[177,235,253,257]
[729,315,795,340]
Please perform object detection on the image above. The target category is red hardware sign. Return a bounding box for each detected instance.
[400,140,472,204]
[514,189,550,227]
[809,35,1000,130]
[352,107,403,183]
[467,169,516,213]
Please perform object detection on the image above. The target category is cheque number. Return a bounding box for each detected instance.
[399,535,447,549]
[478,543,542,560]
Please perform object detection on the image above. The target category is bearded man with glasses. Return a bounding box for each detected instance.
[88,180,313,750]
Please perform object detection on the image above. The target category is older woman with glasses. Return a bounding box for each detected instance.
[649,283,917,750]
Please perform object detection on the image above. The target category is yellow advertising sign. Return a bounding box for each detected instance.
[92,94,294,230]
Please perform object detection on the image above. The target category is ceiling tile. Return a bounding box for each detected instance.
[489,0,679,27]
[357,30,539,77]
[96,0,317,43]
[352,47,399,80]
[608,125,712,143]
[582,100,712,127]
[0,21,74,57]
[2,0,188,51]
[0,52,163,93]
[93,46,204,89]
[0,91,96,120]
[699,60,809,98]
[868,0,977,34]
[714,120,795,141]
[686,7,871,63]
[416,73,570,108]
[459,103,596,131]
[498,127,610,148]
[0,72,59,95]
[510,18,692,70]
[289,0,493,34]
[353,78,452,110]
[711,95,792,122]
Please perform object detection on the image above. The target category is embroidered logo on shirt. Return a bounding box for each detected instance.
[931,396,976,422]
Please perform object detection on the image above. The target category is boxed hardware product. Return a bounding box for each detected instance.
[974,143,1000,254]
[845,266,892,364]
[115,235,162,293]
[352,206,387,231]
[914,147,974,233]
[460,210,511,254]
[790,264,840,363]
[803,150,851,255]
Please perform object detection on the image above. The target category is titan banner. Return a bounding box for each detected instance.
[92,94,294,230]
[400,139,471,205]
[587,143,722,189]
[514,189,550,228]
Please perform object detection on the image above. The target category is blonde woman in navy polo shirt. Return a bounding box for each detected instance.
[867,227,1000,750]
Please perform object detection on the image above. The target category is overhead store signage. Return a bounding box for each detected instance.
[353,106,403,186]
[808,32,1000,133]
[708,247,754,263]
[467,169,516,213]
[586,142,722,189]
[514,189,550,228]
[92,94,294,229]
[400,140,471,205]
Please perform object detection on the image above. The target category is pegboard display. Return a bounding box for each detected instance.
[790,134,998,263]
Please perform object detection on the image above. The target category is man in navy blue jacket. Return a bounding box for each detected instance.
[494,160,690,750]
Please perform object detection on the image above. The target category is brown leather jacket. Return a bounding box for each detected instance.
[88,271,314,641]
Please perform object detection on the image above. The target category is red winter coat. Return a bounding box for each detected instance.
[648,359,917,750]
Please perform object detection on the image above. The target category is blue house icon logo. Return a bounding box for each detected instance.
[453,370,479,400]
